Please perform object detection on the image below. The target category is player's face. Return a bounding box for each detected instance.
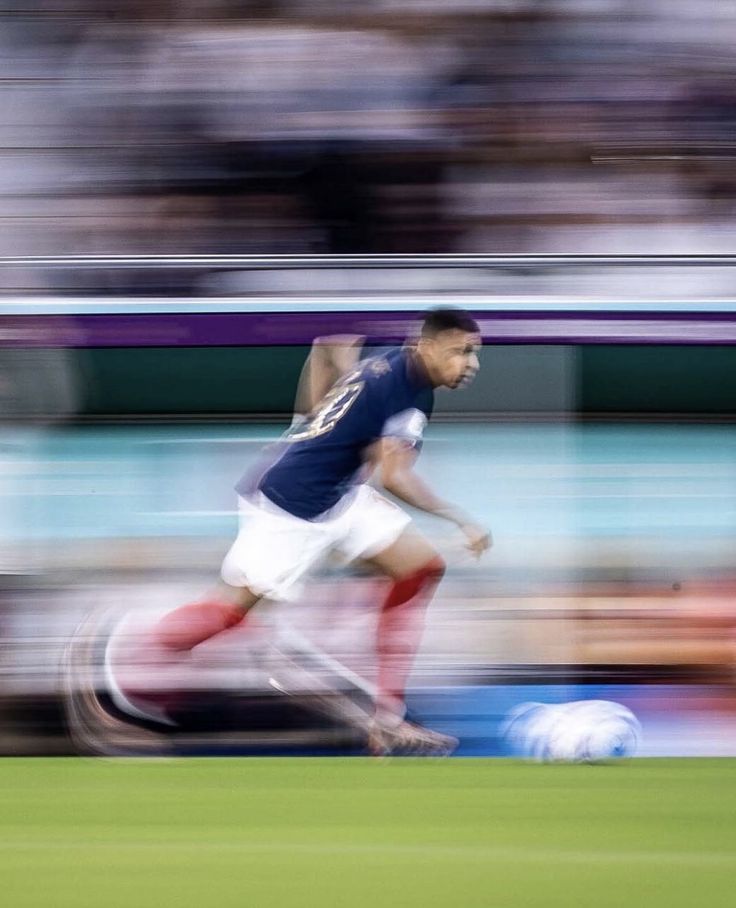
[420,329,481,389]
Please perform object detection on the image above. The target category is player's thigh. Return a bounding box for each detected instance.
[362,527,442,581]
[337,486,412,568]
[221,499,330,602]
[219,581,261,613]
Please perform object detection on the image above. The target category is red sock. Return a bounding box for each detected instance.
[152,599,245,652]
[375,556,445,722]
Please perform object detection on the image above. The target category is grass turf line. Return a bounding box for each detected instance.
[0,758,734,908]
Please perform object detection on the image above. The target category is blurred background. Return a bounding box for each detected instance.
[6,0,736,274]
[0,0,735,757]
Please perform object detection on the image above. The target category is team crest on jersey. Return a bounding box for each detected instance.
[288,381,365,441]
[368,357,391,376]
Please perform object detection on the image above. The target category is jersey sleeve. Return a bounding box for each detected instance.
[380,407,428,448]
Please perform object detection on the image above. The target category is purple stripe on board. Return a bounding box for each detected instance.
[1,310,735,347]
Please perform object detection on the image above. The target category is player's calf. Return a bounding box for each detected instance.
[374,554,446,726]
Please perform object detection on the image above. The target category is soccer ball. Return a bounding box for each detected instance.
[501,699,641,763]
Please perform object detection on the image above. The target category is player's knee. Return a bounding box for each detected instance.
[404,554,446,588]
[422,554,446,583]
[385,554,445,608]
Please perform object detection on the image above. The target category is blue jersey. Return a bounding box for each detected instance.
[237,346,434,520]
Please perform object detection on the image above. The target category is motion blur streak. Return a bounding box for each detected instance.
[4,0,736,283]
[1,418,734,756]
[0,1,734,761]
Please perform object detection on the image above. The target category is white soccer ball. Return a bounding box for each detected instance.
[502,699,641,763]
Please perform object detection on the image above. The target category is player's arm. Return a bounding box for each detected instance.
[293,335,365,416]
[378,438,491,557]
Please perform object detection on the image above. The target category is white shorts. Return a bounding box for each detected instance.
[220,485,411,602]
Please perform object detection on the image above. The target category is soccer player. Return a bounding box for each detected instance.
[113,307,491,754]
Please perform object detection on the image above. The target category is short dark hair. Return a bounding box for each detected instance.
[421,307,480,338]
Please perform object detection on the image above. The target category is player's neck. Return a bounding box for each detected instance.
[409,348,438,389]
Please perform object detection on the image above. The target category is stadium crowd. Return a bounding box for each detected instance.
[1,0,736,293]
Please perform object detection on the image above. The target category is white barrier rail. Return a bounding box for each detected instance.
[4,254,736,270]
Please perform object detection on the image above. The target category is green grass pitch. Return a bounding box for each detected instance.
[1,758,734,908]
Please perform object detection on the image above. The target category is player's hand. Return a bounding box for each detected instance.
[460,522,492,558]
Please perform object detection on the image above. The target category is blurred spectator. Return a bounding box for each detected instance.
[3,0,736,288]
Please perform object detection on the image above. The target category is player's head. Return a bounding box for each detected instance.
[416,307,481,390]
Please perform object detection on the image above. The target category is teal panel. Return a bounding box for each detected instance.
[580,346,736,415]
[77,346,309,415]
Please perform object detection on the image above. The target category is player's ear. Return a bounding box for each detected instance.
[416,335,433,355]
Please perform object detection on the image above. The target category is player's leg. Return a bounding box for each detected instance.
[148,583,259,653]
[102,581,261,728]
[106,497,331,727]
[362,529,446,724]
[339,487,456,754]
[151,493,332,655]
